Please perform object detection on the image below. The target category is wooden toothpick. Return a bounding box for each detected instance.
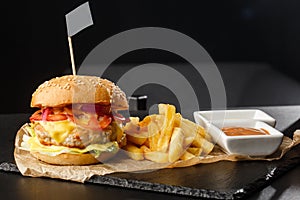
[68,36,76,75]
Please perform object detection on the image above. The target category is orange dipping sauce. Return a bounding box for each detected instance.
[221,127,270,136]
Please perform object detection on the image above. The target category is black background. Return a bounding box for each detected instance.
[3,0,300,114]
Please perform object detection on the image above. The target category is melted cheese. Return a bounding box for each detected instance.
[39,120,75,143]
[22,134,118,156]
[22,125,119,157]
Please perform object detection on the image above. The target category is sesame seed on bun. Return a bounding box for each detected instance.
[31,75,128,110]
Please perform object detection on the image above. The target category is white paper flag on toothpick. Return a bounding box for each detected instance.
[65,2,93,37]
[65,1,93,75]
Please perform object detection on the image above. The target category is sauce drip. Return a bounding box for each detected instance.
[221,127,270,136]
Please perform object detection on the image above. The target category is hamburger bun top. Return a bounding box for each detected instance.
[31,75,128,109]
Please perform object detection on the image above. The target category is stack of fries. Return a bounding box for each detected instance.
[122,103,214,163]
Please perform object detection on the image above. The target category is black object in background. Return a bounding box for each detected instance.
[4,0,300,114]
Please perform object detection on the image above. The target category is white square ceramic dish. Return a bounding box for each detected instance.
[194,109,276,127]
[193,110,283,156]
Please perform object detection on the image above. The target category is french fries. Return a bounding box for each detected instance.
[122,103,214,163]
[157,104,176,152]
[168,127,184,162]
[122,143,144,161]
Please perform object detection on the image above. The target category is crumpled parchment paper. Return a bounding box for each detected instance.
[14,124,300,183]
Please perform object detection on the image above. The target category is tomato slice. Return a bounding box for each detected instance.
[99,115,112,129]
[29,106,112,129]
[46,114,68,121]
[79,104,111,115]
[30,107,70,122]
[30,110,43,122]
[87,115,100,129]
[84,115,111,130]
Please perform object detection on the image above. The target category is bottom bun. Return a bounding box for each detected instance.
[31,151,116,166]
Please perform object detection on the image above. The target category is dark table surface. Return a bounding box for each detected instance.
[1,105,300,200]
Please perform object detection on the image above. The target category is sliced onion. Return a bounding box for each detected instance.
[42,108,50,121]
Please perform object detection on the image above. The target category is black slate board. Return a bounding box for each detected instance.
[103,146,300,199]
[1,116,300,199]
[2,143,300,199]
[97,119,300,199]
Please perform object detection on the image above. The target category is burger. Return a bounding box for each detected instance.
[21,75,129,165]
